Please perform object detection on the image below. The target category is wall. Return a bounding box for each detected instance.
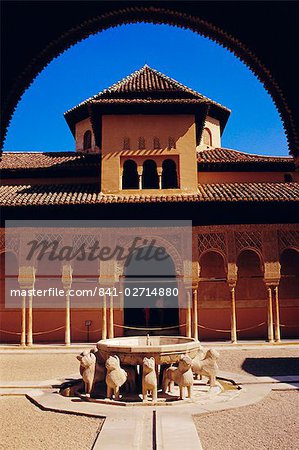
[198,170,299,184]
[197,116,221,150]
[75,118,99,153]
[101,114,198,194]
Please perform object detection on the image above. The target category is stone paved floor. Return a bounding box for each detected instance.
[0,353,80,382]
[0,396,102,450]
[194,390,299,450]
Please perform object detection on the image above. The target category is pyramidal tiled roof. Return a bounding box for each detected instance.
[97,65,204,96]
[65,65,229,114]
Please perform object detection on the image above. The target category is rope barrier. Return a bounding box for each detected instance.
[72,326,103,334]
[1,321,296,337]
[197,322,266,333]
[197,325,229,333]
[0,329,22,335]
[114,323,186,331]
[32,326,65,335]
[0,325,65,336]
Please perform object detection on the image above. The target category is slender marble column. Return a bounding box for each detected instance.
[274,286,281,342]
[193,289,199,341]
[21,293,26,346]
[230,286,237,344]
[158,175,162,189]
[27,291,33,346]
[267,287,274,343]
[102,293,107,340]
[186,291,192,338]
[108,292,114,338]
[65,288,71,346]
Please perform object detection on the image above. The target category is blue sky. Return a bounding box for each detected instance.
[4,23,288,156]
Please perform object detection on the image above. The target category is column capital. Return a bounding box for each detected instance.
[227,279,237,291]
[62,264,73,288]
[264,279,280,288]
[18,266,35,288]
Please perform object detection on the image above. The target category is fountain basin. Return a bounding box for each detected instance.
[97,336,201,365]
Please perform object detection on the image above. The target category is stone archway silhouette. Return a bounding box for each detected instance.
[122,244,180,336]
[2,6,297,156]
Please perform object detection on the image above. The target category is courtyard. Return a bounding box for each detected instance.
[0,343,298,449]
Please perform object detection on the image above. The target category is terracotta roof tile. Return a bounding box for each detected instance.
[0,182,298,207]
[1,149,292,174]
[197,148,292,164]
[0,152,100,170]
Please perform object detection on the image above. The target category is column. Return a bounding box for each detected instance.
[193,288,198,341]
[18,266,35,347]
[274,285,281,342]
[267,286,274,343]
[186,290,192,338]
[64,288,71,346]
[157,168,162,190]
[229,284,237,344]
[27,290,33,346]
[120,168,123,190]
[102,293,107,340]
[21,293,26,346]
[108,292,114,338]
[62,265,72,346]
[138,167,143,190]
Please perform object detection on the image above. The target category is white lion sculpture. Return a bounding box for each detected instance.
[142,357,157,402]
[105,355,127,400]
[192,348,220,387]
[163,354,193,399]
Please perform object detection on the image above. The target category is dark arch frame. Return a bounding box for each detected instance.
[1,5,298,157]
[142,159,159,189]
[162,158,178,189]
[122,159,139,189]
[123,245,179,335]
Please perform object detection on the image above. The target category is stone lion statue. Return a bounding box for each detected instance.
[192,348,220,387]
[191,345,206,380]
[76,352,97,397]
[76,349,106,397]
[163,355,193,399]
[105,355,127,400]
[142,357,157,402]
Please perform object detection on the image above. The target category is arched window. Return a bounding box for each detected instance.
[202,128,212,146]
[83,130,92,150]
[199,251,230,302]
[142,159,159,189]
[279,249,299,299]
[162,159,178,189]
[153,137,161,150]
[168,136,176,150]
[138,137,146,150]
[122,160,139,189]
[0,251,18,310]
[123,137,130,150]
[236,250,266,301]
